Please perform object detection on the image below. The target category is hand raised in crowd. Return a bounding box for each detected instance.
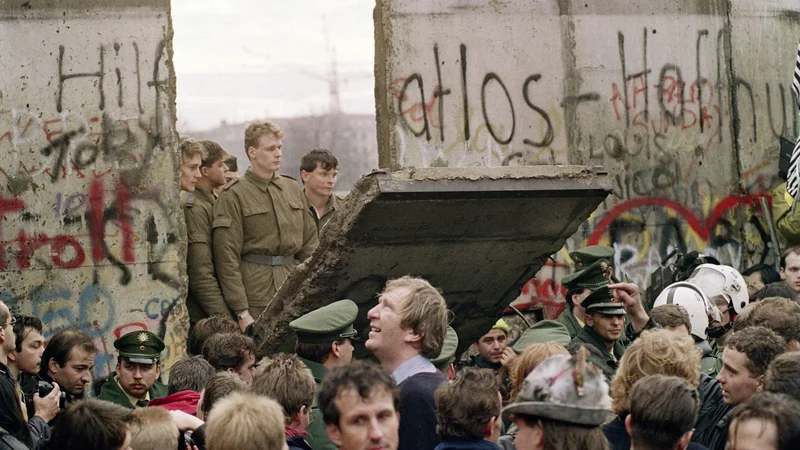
[237,314,255,333]
[499,346,517,367]
[33,381,61,423]
[609,282,650,331]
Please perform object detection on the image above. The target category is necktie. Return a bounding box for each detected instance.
[136,399,149,408]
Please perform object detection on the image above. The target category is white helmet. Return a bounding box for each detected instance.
[687,264,749,314]
[654,282,721,340]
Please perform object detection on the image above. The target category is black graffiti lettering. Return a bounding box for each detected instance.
[696,30,708,132]
[433,44,451,143]
[72,141,99,169]
[398,73,431,140]
[765,83,787,139]
[732,77,756,142]
[604,134,625,161]
[57,45,104,113]
[460,44,470,141]
[481,73,515,145]
[40,128,85,182]
[522,74,554,148]
[618,32,630,127]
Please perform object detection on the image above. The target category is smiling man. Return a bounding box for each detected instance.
[366,276,448,450]
[213,119,319,330]
[98,330,167,409]
[319,360,400,450]
[300,149,342,233]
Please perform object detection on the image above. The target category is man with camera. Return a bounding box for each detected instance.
[7,316,60,449]
[39,328,97,408]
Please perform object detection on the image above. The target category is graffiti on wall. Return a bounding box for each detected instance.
[1,19,185,378]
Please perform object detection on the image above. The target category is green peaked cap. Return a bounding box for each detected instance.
[114,330,165,364]
[290,299,359,344]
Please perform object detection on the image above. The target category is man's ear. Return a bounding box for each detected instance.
[403,330,422,345]
[755,374,765,392]
[326,424,343,447]
[780,267,786,280]
[585,314,594,327]
[48,358,59,376]
[483,416,496,439]
[677,429,694,450]
[200,166,210,178]
[7,351,16,363]
[331,341,341,358]
[300,170,310,184]
[624,414,632,436]
[790,339,800,352]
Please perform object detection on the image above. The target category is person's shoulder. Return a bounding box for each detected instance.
[220,177,241,192]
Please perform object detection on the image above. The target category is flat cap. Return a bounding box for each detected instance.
[114,330,165,364]
[290,299,359,344]
[432,326,459,370]
[512,320,571,353]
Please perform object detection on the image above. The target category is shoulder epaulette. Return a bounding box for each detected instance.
[222,178,240,190]
[183,192,196,207]
[280,174,297,181]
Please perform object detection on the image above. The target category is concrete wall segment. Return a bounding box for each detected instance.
[376,0,800,320]
[0,1,185,379]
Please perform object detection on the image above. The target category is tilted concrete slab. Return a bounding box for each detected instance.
[252,166,611,356]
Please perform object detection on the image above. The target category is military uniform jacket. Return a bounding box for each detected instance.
[97,374,168,409]
[212,170,319,312]
[299,357,337,450]
[556,307,582,339]
[183,188,232,325]
[570,317,657,374]
[309,193,343,232]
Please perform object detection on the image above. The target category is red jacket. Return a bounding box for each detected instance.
[148,390,200,415]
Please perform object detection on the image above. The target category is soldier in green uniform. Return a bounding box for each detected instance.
[183,140,234,330]
[213,120,319,332]
[289,299,359,450]
[557,246,616,339]
[300,149,344,233]
[97,330,168,408]
[432,326,459,380]
[569,269,655,374]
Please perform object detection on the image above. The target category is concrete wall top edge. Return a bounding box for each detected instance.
[0,0,169,11]
[386,0,734,16]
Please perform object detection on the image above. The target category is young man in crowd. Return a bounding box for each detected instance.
[366,276,448,450]
[434,368,502,450]
[49,399,134,450]
[727,392,800,450]
[456,319,515,403]
[300,149,342,232]
[183,139,234,329]
[318,360,400,450]
[692,326,788,450]
[289,299,358,450]
[97,330,168,408]
[179,138,204,193]
[557,246,615,339]
[501,348,610,450]
[251,354,316,450]
[129,407,180,450]
[186,315,239,356]
[148,355,216,415]
[39,328,97,407]
[213,119,319,331]
[765,351,800,401]
[205,392,288,450]
[779,246,800,294]
[202,332,257,384]
[570,278,654,373]
[625,375,701,450]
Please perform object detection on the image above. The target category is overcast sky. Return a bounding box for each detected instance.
[171,0,376,131]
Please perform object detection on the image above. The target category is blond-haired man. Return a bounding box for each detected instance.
[366,276,448,450]
[213,120,319,331]
[206,392,288,450]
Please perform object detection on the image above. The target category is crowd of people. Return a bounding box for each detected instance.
[2,119,800,450]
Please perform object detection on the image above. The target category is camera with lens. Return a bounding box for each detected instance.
[23,380,67,410]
